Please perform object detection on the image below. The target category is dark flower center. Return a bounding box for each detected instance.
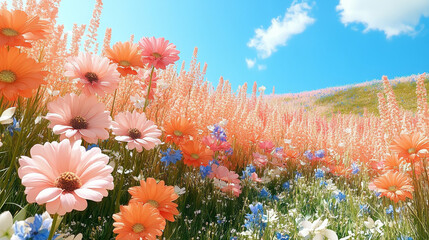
[152,52,162,58]
[147,199,159,208]
[85,72,99,83]
[0,70,16,83]
[173,130,183,137]
[55,172,82,192]
[388,186,397,192]
[128,128,142,139]
[70,116,88,129]
[132,223,145,233]
[119,60,131,67]
[191,153,199,159]
[1,28,19,37]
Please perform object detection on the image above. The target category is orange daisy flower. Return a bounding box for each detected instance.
[181,140,213,167]
[383,154,403,172]
[113,203,166,240]
[390,133,429,162]
[164,117,197,145]
[372,171,414,203]
[0,9,49,48]
[105,41,144,76]
[128,178,179,222]
[0,46,46,101]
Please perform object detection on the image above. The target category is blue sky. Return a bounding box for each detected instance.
[56,0,429,94]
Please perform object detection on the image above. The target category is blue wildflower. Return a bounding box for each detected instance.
[359,204,370,214]
[351,162,360,175]
[160,148,182,166]
[315,169,324,179]
[294,172,302,181]
[397,236,413,240]
[259,188,271,198]
[87,144,99,150]
[335,192,346,202]
[282,181,291,191]
[242,164,256,179]
[304,150,313,160]
[276,232,290,240]
[6,117,21,136]
[212,124,227,142]
[315,149,325,158]
[200,165,212,179]
[244,203,266,233]
[320,181,328,187]
[386,205,394,217]
[13,213,57,240]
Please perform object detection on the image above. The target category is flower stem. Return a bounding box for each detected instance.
[143,66,155,113]
[110,89,118,117]
[47,213,59,240]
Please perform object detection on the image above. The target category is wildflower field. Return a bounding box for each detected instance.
[0,1,428,240]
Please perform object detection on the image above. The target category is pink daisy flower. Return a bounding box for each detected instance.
[209,165,240,184]
[65,52,120,96]
[18,139,114,215]
[138,37,180,69]
[45,93,111,143]
[111,110,162,152]
[250,172,262,183]
[221,183,242,197]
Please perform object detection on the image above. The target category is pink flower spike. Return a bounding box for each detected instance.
[111,110,162,152]
[65,52,120,97]
[45,93,111,144]
[18,139,114,215]
[138,37,180,69]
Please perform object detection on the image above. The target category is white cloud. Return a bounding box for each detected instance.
[245,58,256,68]
[337,0,429,38]
[247,1,315,59]
[257,64,267,70]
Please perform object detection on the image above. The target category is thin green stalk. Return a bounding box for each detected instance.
[47,213,59,240]
[143,66,155,113]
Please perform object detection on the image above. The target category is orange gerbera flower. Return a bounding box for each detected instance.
[164,117,197,145]
[128,178,179,222]
[181,140,213,167]
[113,203,166,240]
[0,9,49,48]
[390,133,429,162]
[383,154,403,172]
[105,41,144,76]
[0,47,46,100]
[372,171,414,203]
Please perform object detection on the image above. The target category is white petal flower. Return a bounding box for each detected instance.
[0,107,16,125]
[0,211,14,239]
[299,218,338,240]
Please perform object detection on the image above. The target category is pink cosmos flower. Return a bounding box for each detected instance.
[258,141,275,153]
[65,52,120,96]
[202,135,232,152]
[253,152,268,167]
[45,93,111,143]
[111,110,162,152]
[250,172,262,183]
[221,183,242,197]
[18,139,114,215]
[138,37,180,69]
[209,165,240,184]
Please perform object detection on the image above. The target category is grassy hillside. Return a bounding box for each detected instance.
[315,78,429,115]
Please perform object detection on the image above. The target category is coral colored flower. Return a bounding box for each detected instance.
[383,154,404,172]
[0,46,46,101]
[371,171,414,203]
[65,52,120,97]
[112,111,162,152]
[390,133,429,162]
[0,9,49,48]
[202,135,232,152]
[164,117,197,145]
[258,141,275,153]
[45,93,111,143]
[221,183,242,197]
[128,178,179,222]
[181,141,213,167]
[253,152,268,167]
[250,172,262,183]
[113,203,166,240]
[209,164,240,184]
[105,41,143,76]
[138,37,180,69]
[18,139,114,215]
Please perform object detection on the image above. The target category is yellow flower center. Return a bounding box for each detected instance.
[55,172,82,192]
[1,28,19,37]
[408,148,416,154]
[0,70,17,83]
[173,130,183,137]
[132,223,145,233]
[191,153,199,160]
[70,116,88,129]
[152,52,162,58]
[388,186,397,192]
[128,128,142,139]
[147,199,159,208]
[119,60,131,67]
